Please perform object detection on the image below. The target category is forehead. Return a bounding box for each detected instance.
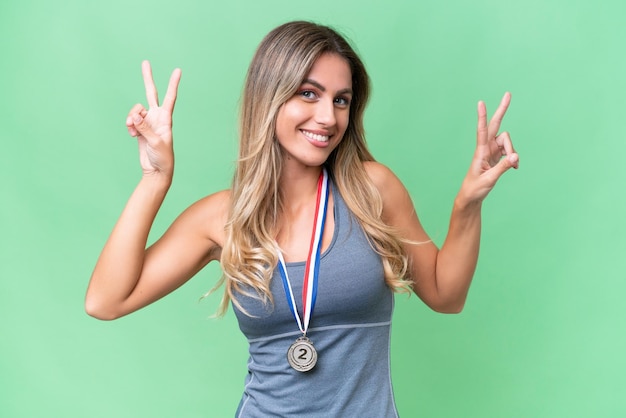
[304,53,352,90]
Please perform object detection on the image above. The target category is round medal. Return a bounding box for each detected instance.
[278,170,328,373]
[287,336,317,372]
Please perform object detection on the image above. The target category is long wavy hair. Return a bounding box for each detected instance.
[216,21,411,315]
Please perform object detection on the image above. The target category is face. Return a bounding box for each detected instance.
[275,53,353,171]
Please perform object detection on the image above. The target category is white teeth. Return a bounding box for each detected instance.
[302,130,329,142]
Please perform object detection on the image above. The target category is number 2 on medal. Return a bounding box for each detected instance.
[298,348,308,360]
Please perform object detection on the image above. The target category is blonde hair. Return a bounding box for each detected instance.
[215,21,411,315]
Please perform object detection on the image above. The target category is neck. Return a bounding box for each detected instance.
[279,165,324,209]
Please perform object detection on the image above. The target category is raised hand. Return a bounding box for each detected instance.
[126,61,181,178]
[459,92,519,205]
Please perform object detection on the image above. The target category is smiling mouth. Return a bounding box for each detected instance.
[301,130,330,143]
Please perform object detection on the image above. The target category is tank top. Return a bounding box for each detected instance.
[233,181,399,417]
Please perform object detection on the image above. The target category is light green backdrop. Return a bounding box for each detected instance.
[1,0,625,417]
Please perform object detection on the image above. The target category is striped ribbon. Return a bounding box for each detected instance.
[277,168,329,335]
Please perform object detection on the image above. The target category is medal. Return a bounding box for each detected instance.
[277,168,329,372]
[287,336,318,372]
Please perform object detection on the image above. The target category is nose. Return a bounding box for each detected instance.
[314,99,336,127]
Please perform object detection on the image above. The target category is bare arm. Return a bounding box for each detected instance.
[85,61,225,320]
[369,93,519,313]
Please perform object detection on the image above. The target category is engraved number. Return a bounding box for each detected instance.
[298,348,308,360]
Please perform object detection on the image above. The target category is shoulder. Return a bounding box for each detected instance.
[363,161,397,190]
[175,189,231,249]
[363,161,408,200]
[192,189,231,216]
[362,161,413,222]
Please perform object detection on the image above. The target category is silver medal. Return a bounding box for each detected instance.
[278,170,328,373]
[287,336,317,372]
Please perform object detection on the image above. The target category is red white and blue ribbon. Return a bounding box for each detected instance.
[277,168,329,335]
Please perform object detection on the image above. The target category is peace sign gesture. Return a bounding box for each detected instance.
[459,92,519,205]
[126,61,182,179]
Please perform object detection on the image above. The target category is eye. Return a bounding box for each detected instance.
[298,90,317,100]
[334,96,351,107]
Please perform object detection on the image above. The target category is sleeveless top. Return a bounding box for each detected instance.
[233,181,399,418]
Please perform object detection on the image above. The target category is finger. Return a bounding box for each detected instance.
[508,152,520,169]
[162,68,182,112]
[476,100,488,146]
[488,92,511,139]
[495,131,519,164]
[488,151,518,180]
[127,103,145,119]
[131,113,159,142]
[126,103,146,137]
[496,132,516,158]
[142,60,159,108]
[127,123,138,137]
[127,104,156,140]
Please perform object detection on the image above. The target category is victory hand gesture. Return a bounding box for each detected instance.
[459,92,519,205]
[126,61,181,179]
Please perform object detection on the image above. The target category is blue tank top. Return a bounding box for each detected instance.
[233,181,399,417]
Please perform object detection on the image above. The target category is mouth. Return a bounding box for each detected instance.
[301,129,330,143]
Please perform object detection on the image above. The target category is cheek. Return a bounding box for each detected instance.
[338,112,350,134]
[275,104,303,142]
[282,99,311,124]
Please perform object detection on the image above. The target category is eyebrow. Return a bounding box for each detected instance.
[302,78,353,96]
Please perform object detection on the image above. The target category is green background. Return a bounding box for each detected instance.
[1,0,625,417]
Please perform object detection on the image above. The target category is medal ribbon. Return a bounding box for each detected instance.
[277,168,329,335]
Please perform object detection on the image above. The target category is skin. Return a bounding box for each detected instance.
[85,54,518,320]
[273,53,352,262]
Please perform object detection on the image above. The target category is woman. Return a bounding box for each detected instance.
[86,21,518,417]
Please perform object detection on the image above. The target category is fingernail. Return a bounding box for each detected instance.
[133,115,142,124]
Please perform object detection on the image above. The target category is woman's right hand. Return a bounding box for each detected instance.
[126,60,181,179]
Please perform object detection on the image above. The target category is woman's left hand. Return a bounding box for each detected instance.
[458,92,519,206]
